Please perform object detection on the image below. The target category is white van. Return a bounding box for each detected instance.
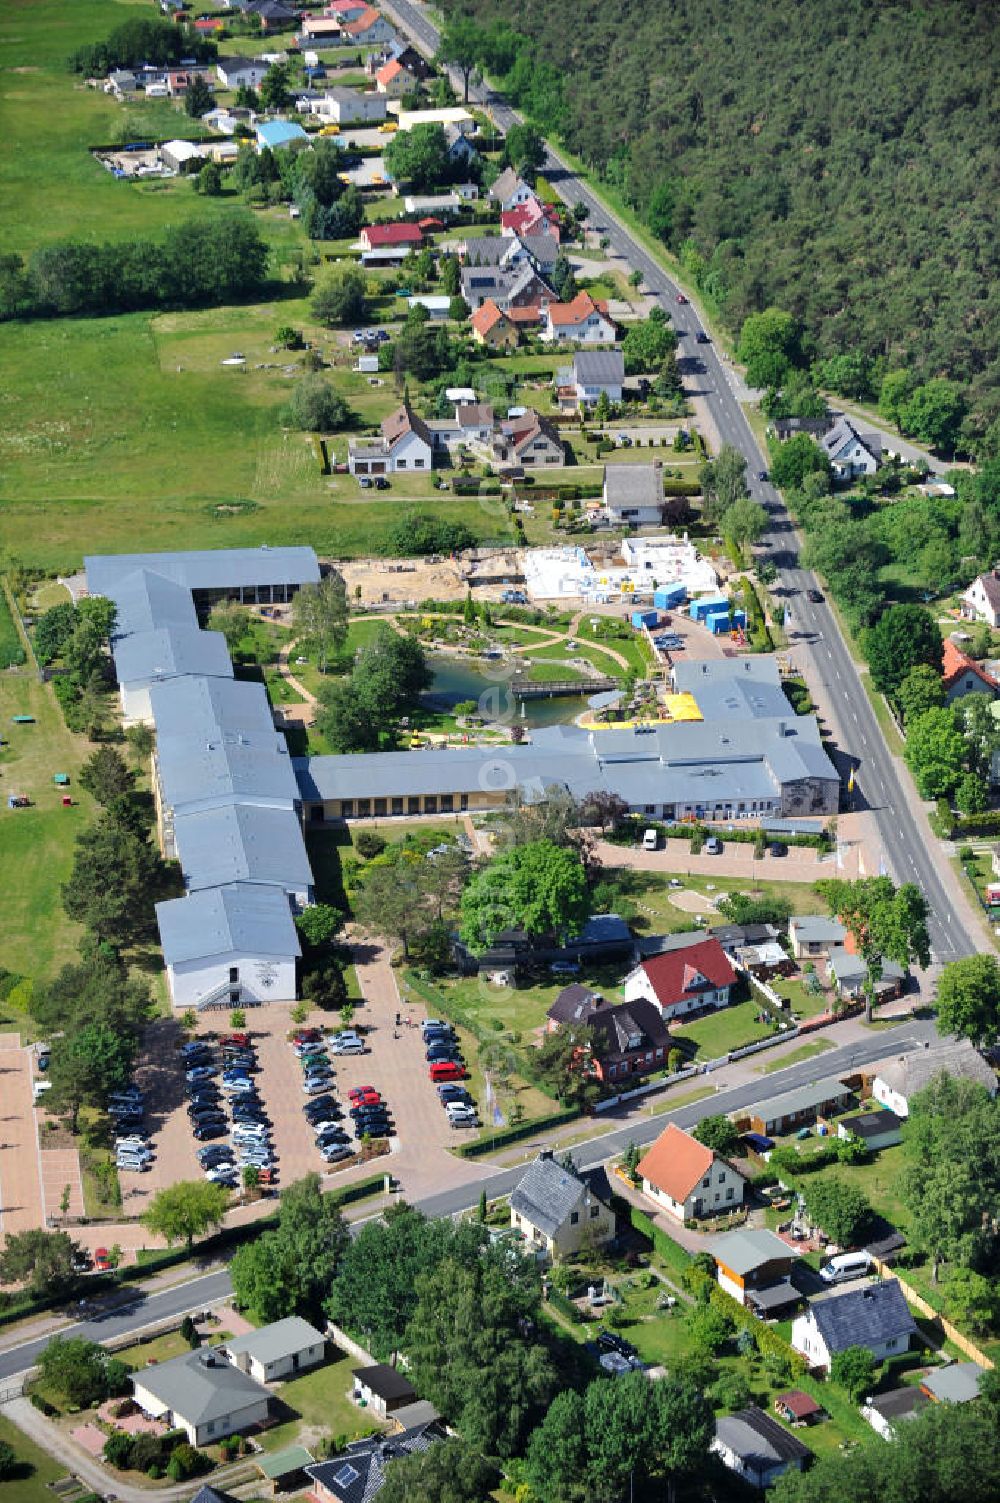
[642,828,658,851]
[32,1080,52,1103]
[819,1250,872,1284]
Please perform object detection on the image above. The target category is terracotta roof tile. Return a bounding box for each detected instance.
[637,1123,714,1201]
[636,937,735,1011]
[942,637,996,692]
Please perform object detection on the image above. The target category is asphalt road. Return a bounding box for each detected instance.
[0,1018,938,1381]
[384,0,977,964]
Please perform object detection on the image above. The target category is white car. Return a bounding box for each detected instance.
[232,1124,269,1142]
[328,1037,364,1056]
[642,828,658,851]
[205,1165,237,1184]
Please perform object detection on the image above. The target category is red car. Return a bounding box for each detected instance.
[220,1032,250,1047]
[348,1086,379,1102]
[676,293,688,303]
[292,1029,321,1045]
[94,1247,112,1272]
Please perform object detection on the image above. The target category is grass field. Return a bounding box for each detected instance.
[0,661,92,979]
[0,1412,67,1501]
[757,1038,834,1073]
[671,999,778,1059]
[259,1350,388,1453]
[622,870,826,936]
[0,586,26,668]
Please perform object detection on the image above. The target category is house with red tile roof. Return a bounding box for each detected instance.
[469,299,518,350]
[343,5,397,44]
[359,222,423,252]
[636,1123,746,1222]
[501,200,560,240]
[542,290,617,344]
[941,636,998,704]
[374,57,416,96]
[622,936,736,1020]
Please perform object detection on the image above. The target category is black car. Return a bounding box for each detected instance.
[193,1121,228,1141]
[695,330,710,343]
[354,1119,390,1139]
[316,1127,351,1146]
[757,470,768,482]
[188,1100,226,1118]
[303,1097,339,1120]
[349,1102,389,1120]
[426,1045,461,1064]
[353,1108,392,1128]
[197,1146,234,1166]
[806,588,824,603]
[597,1330,637,1359]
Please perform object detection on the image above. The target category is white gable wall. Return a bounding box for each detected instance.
[167,949,297,1009]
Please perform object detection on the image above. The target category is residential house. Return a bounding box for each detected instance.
[770,415,832,441]
[712,1407,813,1490]
[351,1365,417,1418]
[502,200,560,239]
[166,68,215,98]
[827,946,906,1002]
[622,935,736,1020]
[347,402,433,477]
[636,1123,746,1223]
[544,987,671,1083]
[454,402,494,445]
[359,222,423,254]
[306,1423,444,1503]
[510,1150,616,1260]
[248,0,300,27]
[106,69,138,97]
[837,1109,903,1151]
[454,180,479,201]
[342,6,398,46]
[403,193,461,218]
[920,1362,985,1405]
[225,1317,325,1383]
[603,462,664,526]
[862,1387,930,1441]
[941,637,999,703]
[488,167,535,211]
[460,262,552,314]
[788,915,846,960]
[708,1227,802,1314]
[791,1281,917,1372]
[375,57,416,96]
[300,15,344,40]
[962,569,1000,629]
[469,299,518,350]
[871,1040,997,1117]
[368,41,433,82]
[444,122,478,165]
[492,410,565,469]
[216,56,270,90]
[708,921,781,960]
[558,350,625,412]
[821,415,882,480]
[255,119,309,151]
[742,1076,855,1138]
[543,290,617,344]
[131,1347,271,1445]
[154,881,301,1009]
[315,87,388,124]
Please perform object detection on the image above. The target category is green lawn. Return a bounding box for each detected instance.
[0,662,93,980]
[672,999,778,1060]
[430,965,627,1042]
[259,1352,390,1453]
[620,870,826,937]
[116,1330,193,1368]
[0,1412,67,1502]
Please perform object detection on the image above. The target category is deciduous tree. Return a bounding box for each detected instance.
[864,604,943,698]
[830,1345,878,1401]
[0,1228,82,1299]
[142,1180,229,1251]
[904,707,967,798]
[935,954,1000,1047]
[816,875,930,1021]
[291,573,349,673]
[460,839,591,951]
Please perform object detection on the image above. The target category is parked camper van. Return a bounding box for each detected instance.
[819,1250,872,1284]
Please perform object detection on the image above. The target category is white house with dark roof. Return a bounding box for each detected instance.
[712,1406,812,1489]
[791,1281,917,1371]
[603,462,665,525]
[557,350,625,411]
[510,1150,615,1260]
[962,569,1000,629]
[215,55,271,90]
[871,1040,997,1117]
[820,415,881,480]
[347,403,433,476]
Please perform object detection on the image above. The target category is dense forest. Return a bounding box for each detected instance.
[445,0,1000,449]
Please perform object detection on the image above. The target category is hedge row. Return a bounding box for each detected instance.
[455,1105,581,1158]
[546,1287,585,1324]
[312,435,330,475]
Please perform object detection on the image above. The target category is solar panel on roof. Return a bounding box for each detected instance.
[334,1462,359,1487]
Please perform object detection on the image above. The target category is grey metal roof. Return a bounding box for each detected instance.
[113,627,233,688]
[156,882,301,966]
[510,1154,588,1239]
[604,463,663,510]
[86,546,319,598]
[174,804,313,894]
[149,676,276,742]
[828,947,906,988]
[921,1362,984,1403]
[809,1281,917,1356]
[225,1316,324,1365]
[873,1040,997,1099]
[674,658,782,691]
[839,1109,903,1140]
[750,1074,854,1123]
[789,916,846,945]
[109,568,198,639]
[133,1347,269,1426]
[715,1407,812,1467]
[709,1227,799,1276]
[573,350,625,384]
[157,729,299,813]
[865,1386,928,1422]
